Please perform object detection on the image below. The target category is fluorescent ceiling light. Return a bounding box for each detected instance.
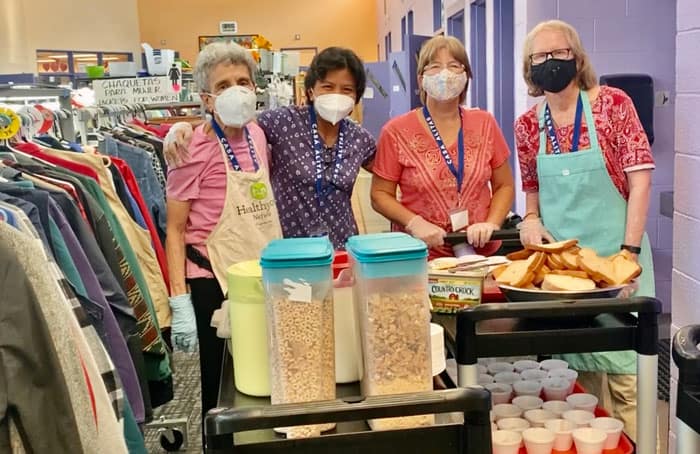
[102,57,123,61]
[47,55,68,59]
[36,59,56,63]
[74,53,97,58]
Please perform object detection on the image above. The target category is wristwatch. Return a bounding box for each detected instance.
[620,244,642,254]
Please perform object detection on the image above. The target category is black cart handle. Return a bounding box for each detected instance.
[458,297,661,321]
[445,230,520,246]
[205,388,490,435]
[673,325,700,387]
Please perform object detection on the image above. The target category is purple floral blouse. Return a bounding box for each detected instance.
[258,105,376,250]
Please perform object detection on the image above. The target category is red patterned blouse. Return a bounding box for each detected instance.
[514,86,654,200]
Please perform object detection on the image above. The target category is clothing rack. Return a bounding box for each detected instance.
[0,85,76,141]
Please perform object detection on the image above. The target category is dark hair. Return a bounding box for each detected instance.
[304,47,366,105]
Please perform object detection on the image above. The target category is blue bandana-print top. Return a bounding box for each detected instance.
[257,105,376,250]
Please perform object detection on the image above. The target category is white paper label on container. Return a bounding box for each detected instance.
[283,278,313,303]
[363,87,375,99]
[392,85,400,92]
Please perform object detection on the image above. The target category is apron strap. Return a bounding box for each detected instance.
[579,90,600,150]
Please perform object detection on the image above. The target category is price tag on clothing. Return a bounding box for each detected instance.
[449,208,469,232]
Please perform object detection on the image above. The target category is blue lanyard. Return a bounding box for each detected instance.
[422,106,464,193]
[544,94,583,154]
[210,119,260,172]
[309,107,346,200]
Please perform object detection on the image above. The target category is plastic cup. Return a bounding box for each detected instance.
[522,427,556,454]
[513,379,543,397]
[478,373,494,385]
[513,359,540,373]
[563,409,596,428]
[543,377,571,401]
[497,417,529,448]
[548,368,579,394]
[485,383,513,405]
[542,400,572,417]
[491,430,522,454]
[521,369,549,383]
[497,417,530,432]
[524,409,557,428]
[572,427,607,454]
[488,361,515,375]
[494,371,522,385]
[544,418,576,451]
[590,417,625,449]
[512,395,544,411]
[493,403,523,421]
[540,359,569,372]
[566,393,599,413]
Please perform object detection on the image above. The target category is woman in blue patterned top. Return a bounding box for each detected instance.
[165,47,376,250]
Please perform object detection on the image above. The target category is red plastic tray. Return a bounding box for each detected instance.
[512,382,634,454]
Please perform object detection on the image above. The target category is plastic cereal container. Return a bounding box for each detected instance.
[347,233,433,431]
[260,237,335,438]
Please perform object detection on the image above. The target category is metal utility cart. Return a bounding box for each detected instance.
[672,324,700,453]
[205,353,492,453]
[433,296,662,454]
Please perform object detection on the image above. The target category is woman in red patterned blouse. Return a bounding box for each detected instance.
[514,20,655,443]
[515,21,655,249]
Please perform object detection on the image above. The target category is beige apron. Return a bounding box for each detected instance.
[205,135,282,295]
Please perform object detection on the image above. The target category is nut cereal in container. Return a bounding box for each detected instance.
[347,233,434,431]
[260,237,335,438]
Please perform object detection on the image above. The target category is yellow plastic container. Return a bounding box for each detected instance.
[228,261,270,397]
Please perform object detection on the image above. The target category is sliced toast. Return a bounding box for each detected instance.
[611,255,642,285]
[526,239,579,253]
[506,248,535,261]
[541,274,597,292]
[496,252,544,287]
[578,254,617,286]
[549,269,590,280]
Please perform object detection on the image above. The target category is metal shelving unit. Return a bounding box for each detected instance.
[0,85,76,141]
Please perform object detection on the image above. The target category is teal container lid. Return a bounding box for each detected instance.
[260,237,333,269]
[346,232,427,263]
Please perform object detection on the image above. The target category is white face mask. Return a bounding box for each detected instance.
[209,85,257,128]
[422,69,468,102]
[312,93,355,125]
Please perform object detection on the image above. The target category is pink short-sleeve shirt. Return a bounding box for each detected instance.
[166,123,269,278]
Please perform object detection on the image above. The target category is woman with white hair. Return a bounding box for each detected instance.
[165,41,281,446]
[515,20,655,441]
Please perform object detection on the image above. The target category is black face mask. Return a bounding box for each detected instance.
[530,58,577,93]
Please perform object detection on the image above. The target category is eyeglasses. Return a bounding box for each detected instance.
[423,62,465,75]
[529,48,572,65]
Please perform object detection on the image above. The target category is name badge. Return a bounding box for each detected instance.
[449,208,469,232]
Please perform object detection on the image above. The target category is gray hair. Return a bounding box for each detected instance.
[193,41,257,92]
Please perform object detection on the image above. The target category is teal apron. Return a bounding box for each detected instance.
[536,90,655,375]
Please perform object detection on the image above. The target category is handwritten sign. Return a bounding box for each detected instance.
[93,76,179,105]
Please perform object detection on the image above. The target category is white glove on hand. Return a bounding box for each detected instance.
[163,122,194,168]
[168,294,198,352]
[467,222,500,248]
[518,217,555,246]
[405,215,446,248]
